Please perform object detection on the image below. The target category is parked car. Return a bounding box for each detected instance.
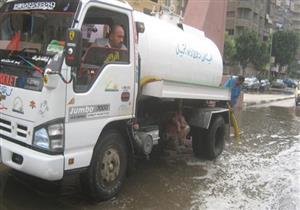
[272,79,287,89]
[243,77,260,91]
[283,78,297,88]
[259,79,271,92]
[295,81,300,106]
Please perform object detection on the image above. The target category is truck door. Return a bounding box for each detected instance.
[64,5,135,170]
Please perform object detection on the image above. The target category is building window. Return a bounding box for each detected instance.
[143,8,152,15]
[227,29,234,35]
[238,8,251,20]
[165,0,171,6]
[227,11,235,17]
[236,26,245,35]
[151,0,159,3]
[253,13,258,23]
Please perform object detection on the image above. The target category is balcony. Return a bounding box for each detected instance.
[226,19,235,28]
[236,18,252,28]
[293,24,300,30]
[239,0,253,10]
[228,1,237,10]
[291,15,300,22]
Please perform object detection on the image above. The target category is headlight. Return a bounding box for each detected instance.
[33,128,49,149]
[33,120,64,153]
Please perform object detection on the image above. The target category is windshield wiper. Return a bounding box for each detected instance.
[16,55,44,74]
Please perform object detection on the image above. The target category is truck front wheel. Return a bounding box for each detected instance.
[81,130,128,201]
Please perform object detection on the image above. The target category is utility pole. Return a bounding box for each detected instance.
[268,28,273,80]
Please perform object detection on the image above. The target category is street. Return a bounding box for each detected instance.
[0,98,300,210]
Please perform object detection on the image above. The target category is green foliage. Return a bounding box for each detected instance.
[252,41,271,71]
[224,33,236,65]
[287,59,300,79]
[0,0,6,7]
[233,30,272,74]
[235,30,260,73]
[272,30,300,67]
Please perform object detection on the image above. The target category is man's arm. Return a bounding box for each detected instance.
[224,78,233,88]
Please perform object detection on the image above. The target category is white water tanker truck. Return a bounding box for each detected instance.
[0,0,230,201]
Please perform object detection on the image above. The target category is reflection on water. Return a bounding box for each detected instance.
[295,106,300,117]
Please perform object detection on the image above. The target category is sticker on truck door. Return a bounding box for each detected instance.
[12,97,24,114]
[68,104,110,122]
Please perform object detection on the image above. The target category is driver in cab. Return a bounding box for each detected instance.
[95,24,127,50]
[84,24,128,65]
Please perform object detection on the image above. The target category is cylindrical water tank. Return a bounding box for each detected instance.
[133,11,223,87]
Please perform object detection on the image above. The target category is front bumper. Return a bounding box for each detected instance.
[0,139,64,181]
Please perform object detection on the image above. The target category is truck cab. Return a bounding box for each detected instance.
[0,0,135,196]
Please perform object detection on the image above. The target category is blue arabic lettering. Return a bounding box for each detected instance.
[176,43,186,57]
[176,43,213,64]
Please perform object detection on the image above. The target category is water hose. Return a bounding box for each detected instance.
[227,103,240,142]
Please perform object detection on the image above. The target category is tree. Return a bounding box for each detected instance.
[252,41,271,72]
[287,59,300,79]
[224,32,236,65]
[235,30,260,75]
[272,31,300,68]
[0,0,6,7]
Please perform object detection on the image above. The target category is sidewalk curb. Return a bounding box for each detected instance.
[244,96,295,107]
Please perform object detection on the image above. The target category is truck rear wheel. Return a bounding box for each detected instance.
[81,130,128,201]
[191,127,207,157]
[206,116,225,159]
[192,116,225,160]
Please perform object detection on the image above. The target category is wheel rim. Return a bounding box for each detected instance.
[98,148,120,185]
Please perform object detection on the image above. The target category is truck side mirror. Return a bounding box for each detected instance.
[65,29,82,67]
[136,22,145,33]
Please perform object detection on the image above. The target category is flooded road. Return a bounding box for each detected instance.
[0,99,299,210]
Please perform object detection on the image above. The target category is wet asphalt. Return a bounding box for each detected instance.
[0,99,299,210]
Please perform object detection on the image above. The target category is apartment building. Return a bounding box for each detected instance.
[226,0,271,38]
[289,0,300,32]
[226,0,299,34]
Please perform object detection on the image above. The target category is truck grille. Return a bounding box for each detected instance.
[17,124,28,138]
[0,118,11,133]
[0,118,28,139]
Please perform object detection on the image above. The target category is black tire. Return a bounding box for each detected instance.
[192,116,225,160]
[205,116,225,160]
[191,127,207,157]
[81,130,128,201]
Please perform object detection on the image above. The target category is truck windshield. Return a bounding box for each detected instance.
[0,0,79,91]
